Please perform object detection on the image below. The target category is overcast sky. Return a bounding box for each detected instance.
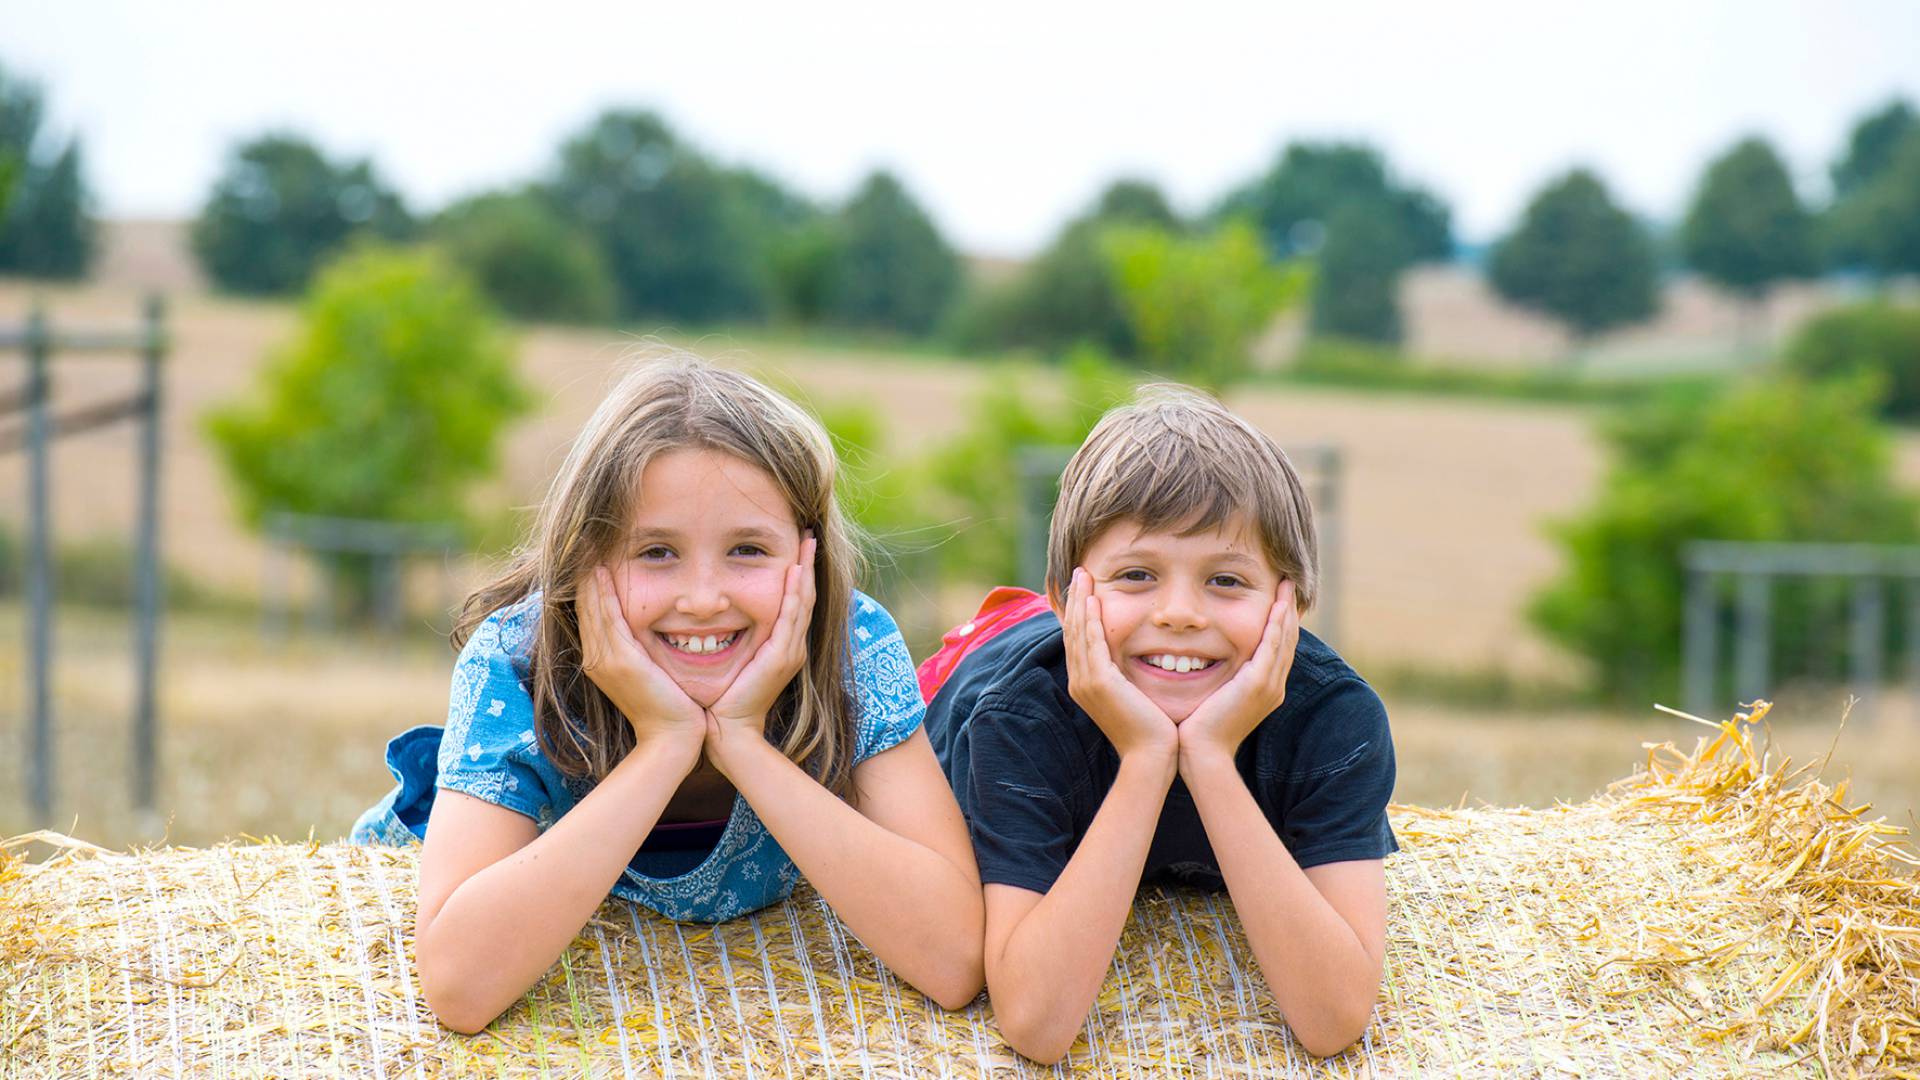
[4,1,1918,257]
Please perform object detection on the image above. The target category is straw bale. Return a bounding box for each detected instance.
[4,704,1917,1077]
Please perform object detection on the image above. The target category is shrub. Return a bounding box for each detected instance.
[205,245,528,612]
[432,191,615,323]
[1101,222,1310,389]
[1530,377,1918,702]
[0,63,94,280]
[1783,301,1920,421]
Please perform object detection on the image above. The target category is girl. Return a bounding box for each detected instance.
[352,354,985,1033]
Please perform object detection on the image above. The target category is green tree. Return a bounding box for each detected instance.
[544,109,770,323]
[205,244,529,555]
[1490,168,1659,348]
[0,64,94,279]
[1102,222,1310,389]
[1310,201,1412,344]
[1831,98,1916,199]
[192,133,412,295]
[1530,378,1918,702]
[824,170,960,334]
[1784,301,1920,420]
[432,190,615,323]
[1826,129,1920,281]
[1681,137,1816,300]
[949,177,1181,357]
[1213,141,1451,263]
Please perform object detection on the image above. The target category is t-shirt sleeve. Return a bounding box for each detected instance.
[953,703,1080,895]
[1269,679,1398,869]
[435,609,549,823]
[848,594,927,763]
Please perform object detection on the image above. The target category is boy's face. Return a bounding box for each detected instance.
[1074,516,1284,722]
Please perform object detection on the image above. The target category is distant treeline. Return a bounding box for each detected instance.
[3,55,1919,352]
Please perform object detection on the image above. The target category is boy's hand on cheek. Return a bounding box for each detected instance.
[1178,579,1300,770]
[1062,568,1179,771]
[707,535,817,770]
[578,566,706,758]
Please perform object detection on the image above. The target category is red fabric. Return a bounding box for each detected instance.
[916,586,1054,703]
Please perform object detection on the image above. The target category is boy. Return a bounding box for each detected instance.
[923,385,1396,1062]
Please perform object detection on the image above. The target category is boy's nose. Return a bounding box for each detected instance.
[1151,583,1207,630]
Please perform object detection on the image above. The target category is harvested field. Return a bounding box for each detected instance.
[4,708,1916,1076]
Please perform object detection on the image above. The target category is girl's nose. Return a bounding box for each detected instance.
[675,563,732,618]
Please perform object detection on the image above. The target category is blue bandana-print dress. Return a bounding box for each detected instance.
[350,590,925,923]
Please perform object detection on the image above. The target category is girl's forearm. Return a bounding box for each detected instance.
[989,752,1174,1063]
[1182,751,1380,1057]
[715,737,986,1009]
[419,738,699,1032]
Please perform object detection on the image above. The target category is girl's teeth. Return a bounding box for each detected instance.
[671,633,735,654]
[1147,655,1211,672]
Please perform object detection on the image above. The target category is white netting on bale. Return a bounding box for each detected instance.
[3,709,1917,1077]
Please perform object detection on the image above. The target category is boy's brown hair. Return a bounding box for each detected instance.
[1044,383,1318,610]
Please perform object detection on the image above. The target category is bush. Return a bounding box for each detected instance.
[432,191,615,323]
[1783,301,1920,420]
[1310,202,1410,344]
[1102,222,1310,389]
[205,245,529,615]
[1530,377,1919,702]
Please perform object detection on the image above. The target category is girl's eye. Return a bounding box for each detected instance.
[636,545,674,561]
[730,544,769,557]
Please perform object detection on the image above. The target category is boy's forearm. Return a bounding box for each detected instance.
[1181,751,1381,1057]
[715,737,986,1009]
[989,751,1175,1062]
[420,739,695,1031]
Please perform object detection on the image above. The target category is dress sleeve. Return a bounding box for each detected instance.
[1267,679,1399,870]
[435,606,550,823]
[847,593,927,763]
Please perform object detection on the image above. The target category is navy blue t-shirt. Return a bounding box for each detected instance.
[925,611,1397,895]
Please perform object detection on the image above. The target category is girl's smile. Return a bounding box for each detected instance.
[614,448,802,708]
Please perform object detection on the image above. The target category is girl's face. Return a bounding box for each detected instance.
[611,448,803,708]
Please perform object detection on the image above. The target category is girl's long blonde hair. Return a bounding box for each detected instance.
[454,353,863,799]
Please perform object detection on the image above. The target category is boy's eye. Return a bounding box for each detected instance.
[1115,569,1154,584]
[1209,574,1246,589]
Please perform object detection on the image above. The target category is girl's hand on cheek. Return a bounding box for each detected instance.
[577,565,706,757]
[708,534,817,766]
[1179,579,1299,768]
[1062,568,1179,768]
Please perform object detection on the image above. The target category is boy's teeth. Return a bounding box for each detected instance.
[1147,654,1212,672]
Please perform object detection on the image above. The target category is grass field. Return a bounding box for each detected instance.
[4,603,1917,854]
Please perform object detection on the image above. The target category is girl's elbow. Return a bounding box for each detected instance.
[422,977,501,1037]
[1292,1000,1375,1059]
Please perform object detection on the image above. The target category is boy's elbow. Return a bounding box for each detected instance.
[990,992,1079,1065]
[1291,999,1375,1059]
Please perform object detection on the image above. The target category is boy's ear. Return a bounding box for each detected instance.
[1045,576,1063,618]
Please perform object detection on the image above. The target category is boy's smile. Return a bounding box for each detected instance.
[1077,516,1281,722]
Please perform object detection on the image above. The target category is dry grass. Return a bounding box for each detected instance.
[4,704,1916,1076]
